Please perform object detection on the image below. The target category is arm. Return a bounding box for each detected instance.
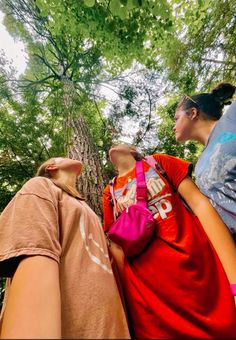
[178,176,236,285]
[1,256,61,338]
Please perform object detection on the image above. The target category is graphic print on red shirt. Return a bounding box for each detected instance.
[102,154,236,339]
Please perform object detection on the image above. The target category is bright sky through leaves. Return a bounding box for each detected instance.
[0,11,27,76]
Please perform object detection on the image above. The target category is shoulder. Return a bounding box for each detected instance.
[152,153,190,165]
[152,153,175,160]
[20,177,52,190]
[152,153,169,161]
[20,177,57,193]
[103,183,111,195]
[19,177,62,205]
[222,101,236,122]
[149,153,193,187]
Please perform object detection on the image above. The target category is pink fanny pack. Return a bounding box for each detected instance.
[107,160,156,257]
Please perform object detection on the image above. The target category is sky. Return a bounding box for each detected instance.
[0,11,27,76]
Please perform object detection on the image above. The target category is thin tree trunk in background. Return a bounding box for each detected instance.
[69,115,108,219]
[62,77,108,218]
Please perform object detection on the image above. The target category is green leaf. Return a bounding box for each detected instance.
[132,0,140,6]
[84,0,95,7]
[110,0,121,14]
[127,0,136,10]
[34,0,49,16]
[117,6,128,19]
[152,4,160,16]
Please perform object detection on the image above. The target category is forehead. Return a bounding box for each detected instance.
[175,106,185,116]
[111,143,130,149]
[112,142,127,146]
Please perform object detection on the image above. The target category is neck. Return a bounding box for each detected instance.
[117,157,136,177]
[192,120,217,145]
[54,170,77,190]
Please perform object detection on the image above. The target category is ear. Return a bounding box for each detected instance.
[46,164,59,172]
[188,107,199,121]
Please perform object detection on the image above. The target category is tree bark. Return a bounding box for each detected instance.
[61,77,108,219]
[69,116,108,219]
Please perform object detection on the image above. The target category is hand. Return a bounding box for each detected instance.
[109,241,125,276]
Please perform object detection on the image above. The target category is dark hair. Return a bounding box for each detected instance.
[178,83,236,120]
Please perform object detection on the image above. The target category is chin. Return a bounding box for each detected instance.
[175,134,186,142]
[109,148,117,158]
[75,165,82,175]
[109,150,119,162]
[109,157,118,167]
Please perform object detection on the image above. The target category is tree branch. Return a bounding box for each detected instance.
[202,58,236,66]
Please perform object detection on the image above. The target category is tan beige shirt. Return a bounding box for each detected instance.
[0,177,130,339]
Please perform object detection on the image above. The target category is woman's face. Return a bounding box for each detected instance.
[109,144,133,165]
[173,107,194,142]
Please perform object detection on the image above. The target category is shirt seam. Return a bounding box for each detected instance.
[18,192,55,205]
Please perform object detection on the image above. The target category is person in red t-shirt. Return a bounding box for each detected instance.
[103,143,236,339]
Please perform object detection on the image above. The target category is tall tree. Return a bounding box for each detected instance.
[0,0,175,216]
[1,0,235,217]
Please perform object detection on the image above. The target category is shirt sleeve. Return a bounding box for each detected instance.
[102,184,114,232]
[224,100,236,122]
[0,177,61,277]
[152,154,193,190]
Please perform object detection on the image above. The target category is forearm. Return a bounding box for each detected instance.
[109,241,125,278]
[1,256,61,339]
[191,197,236,283]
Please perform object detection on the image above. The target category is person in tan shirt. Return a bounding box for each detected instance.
[0,157,130,339]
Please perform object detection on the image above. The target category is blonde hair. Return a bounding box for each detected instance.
[35,158,56,178]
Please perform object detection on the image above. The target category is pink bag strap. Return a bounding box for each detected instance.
[109,177,119,220]
[109,160,148,220]
[135,160,148,208]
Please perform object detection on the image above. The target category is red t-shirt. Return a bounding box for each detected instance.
[102,154,236,339]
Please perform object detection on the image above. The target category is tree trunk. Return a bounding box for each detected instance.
[62,77,108,219]
[69,115,108,219]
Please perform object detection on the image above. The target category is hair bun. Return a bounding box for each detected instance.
[211,83,236,105]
